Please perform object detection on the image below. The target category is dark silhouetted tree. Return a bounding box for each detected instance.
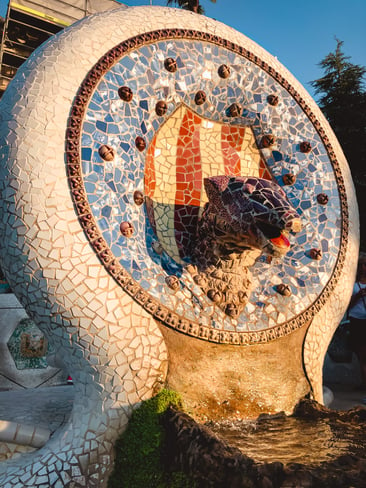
[311,39,366,180]
[166,0,216,15]
[312,40,366,247]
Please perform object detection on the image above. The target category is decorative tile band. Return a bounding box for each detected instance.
[66,29,348,345]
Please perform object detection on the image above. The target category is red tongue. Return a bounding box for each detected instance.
[270,233,290,248]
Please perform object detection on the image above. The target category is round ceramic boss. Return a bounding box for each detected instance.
[66,29,348,344]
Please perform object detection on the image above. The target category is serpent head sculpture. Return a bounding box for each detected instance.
[199,175,302,257]
[190,175,302,316]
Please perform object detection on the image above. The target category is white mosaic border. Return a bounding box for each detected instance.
[0,6,359,486]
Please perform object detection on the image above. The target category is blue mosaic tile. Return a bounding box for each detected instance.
[78,39,342,333]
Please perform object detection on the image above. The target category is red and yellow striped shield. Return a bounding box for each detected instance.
[145,105,272,263]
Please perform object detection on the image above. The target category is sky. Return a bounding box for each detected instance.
[1,0,365,99]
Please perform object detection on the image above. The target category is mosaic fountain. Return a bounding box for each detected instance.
[0,5,359,487]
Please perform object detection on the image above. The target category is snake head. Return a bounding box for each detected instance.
[203,176,302,256]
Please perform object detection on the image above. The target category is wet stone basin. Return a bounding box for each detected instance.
[163,400,366,488]
[208,415,363,466]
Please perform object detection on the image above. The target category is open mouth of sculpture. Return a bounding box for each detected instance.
[256,221,291,251]
[269,232,291,250]
[256,217,302,254]
[213,219,294,256]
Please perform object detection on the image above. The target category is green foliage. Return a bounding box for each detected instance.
[107,389,195,488]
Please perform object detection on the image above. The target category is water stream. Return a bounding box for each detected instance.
[208,414,365,466]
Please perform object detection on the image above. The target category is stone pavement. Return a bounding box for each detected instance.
[328,383,366,411]
[0,385,74,433]
[0,386,74,461]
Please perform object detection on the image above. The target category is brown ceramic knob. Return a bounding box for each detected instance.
[237,291,249,303]
[193,274,207,287]
[119,221,134,237]
[133,190,144,206]
[283,173,296,185]
[309,248,322,260]
[218,64,230,79]
[261,134,276,148]
[164,57,177,72]
[300,141,312,153]
[135,136,146,152]
[276,284,291,296]
[152,240,163,255]
[317,193,329,205]
[225,303,239,318]
[267,94,279,106]
[155,101,168,116]
[227,103,242,117]
[207,289,223,304]
[194,90,207,105]
[216,281,226,292]
[98,144,115,161]
[185,264,197,275]
[165,275,180,291]
[118,86,133,102]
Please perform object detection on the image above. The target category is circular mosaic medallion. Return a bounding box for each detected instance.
[66,30,348,344]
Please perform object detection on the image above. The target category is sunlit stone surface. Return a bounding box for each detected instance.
[0,5,358,486]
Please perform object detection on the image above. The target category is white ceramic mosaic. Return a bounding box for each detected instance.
[0,6,359,486]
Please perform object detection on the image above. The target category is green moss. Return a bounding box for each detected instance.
[107,389,196,488]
